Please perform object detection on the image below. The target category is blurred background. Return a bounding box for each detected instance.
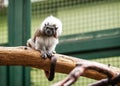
[0,0,120,86]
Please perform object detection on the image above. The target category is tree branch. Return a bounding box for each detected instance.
[0,46,120,81]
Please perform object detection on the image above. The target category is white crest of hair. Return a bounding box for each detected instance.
[40,15,62,36]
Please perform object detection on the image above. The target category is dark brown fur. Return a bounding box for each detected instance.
[33,29,42,42]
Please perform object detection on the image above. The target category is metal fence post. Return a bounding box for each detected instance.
[8,0,31,86]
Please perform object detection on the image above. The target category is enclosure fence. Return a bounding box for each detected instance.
[31,0,120,86]
[0,0,120,86]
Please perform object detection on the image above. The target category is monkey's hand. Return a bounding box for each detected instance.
[34,47,47,59]
[40,50,48,59]
[46,51,53,59]
[39,50,53,59]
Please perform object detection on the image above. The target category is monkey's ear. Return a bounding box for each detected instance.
[45,24,47,26]
[47,23,49,25]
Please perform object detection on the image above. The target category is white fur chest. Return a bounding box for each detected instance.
[37,36,58,47]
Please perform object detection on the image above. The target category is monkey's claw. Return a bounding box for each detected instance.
[46,52,53,58]
[41,52,47,59]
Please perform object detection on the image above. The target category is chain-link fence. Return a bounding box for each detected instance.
[31,0,120,86]
[0,0,120,86]
[0,0,8,44]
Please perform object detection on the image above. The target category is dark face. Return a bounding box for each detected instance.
[43,24,57,37]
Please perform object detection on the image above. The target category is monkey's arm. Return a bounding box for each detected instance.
[0,46,120,85]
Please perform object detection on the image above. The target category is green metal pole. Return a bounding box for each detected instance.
[8,0,31,86]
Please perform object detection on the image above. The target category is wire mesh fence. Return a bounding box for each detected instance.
[0,1,8,44]
[31,0,120,86]
[31,0,120,36]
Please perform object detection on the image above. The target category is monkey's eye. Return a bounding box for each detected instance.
[46,27,50,29]
[55,27,58,30]
[53,24,56,27]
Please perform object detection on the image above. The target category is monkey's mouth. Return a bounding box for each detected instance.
[45,29,55,37]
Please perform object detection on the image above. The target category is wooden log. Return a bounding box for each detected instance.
[0,46,120,81]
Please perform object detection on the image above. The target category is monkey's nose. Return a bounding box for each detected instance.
[45,29,53,36]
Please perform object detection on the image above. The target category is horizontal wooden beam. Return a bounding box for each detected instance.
[0,46,120,81]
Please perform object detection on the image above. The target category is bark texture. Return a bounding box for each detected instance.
[0,46,120,81]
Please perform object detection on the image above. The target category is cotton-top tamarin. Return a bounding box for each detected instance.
[27,16,62,81]
[27,16,62,58]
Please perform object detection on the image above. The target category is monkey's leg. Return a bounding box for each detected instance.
[27,39,35,48]
[34,38,47,58]
[46,45,56,58]
[32,45,48,58]
[40,50,48,58]
[46,51,52,59]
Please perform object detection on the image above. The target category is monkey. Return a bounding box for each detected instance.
[27,16,62,81]
[27,15,62,58]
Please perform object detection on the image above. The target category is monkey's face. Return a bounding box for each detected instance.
[43,24,58,37]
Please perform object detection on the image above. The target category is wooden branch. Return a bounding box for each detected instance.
[0,46,120,81]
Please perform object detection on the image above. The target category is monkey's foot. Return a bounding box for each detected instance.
[36,49,47,59]
[46,52,53,59]
[38,50,53,59]
[40,51,47,59]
